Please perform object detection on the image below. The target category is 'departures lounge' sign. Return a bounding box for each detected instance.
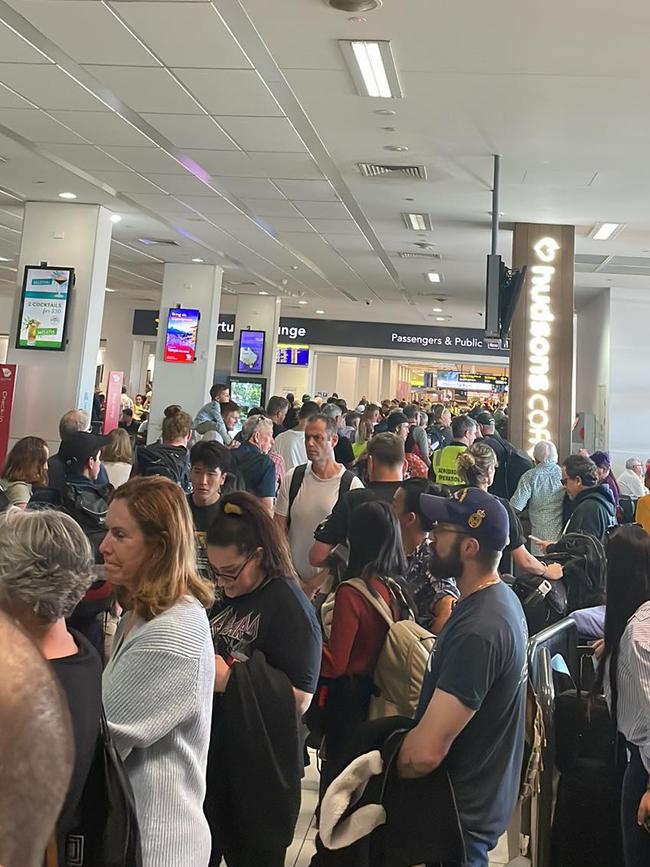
[510,223,575,459]
[133,310,509,358]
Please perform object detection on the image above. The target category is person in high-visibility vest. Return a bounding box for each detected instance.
[431,415,478,488]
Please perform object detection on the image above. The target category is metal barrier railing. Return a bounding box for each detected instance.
[525,617,578,867]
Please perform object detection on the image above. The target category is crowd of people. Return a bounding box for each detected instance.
[2,384,650,867]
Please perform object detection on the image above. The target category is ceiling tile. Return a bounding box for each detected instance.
[140,113,238,150]
[6,1,158,66]
[0,84,35,110]
[0,23,49,63]
[112,2,252,69]
[0,108,86,144]
[310,220,362,235]
[173,69,283,116]
[93,170,168,194]
[49,110,153,147]
[293,201,352,219]
[244,199,301,218]
[41,143,124,172]
[0,64,106,111]
[165,196,242,217]
[217,116,306,152]
[142,173,225,196]
[221,178,285,199]
[83,66,203,114]
[178,150,323,179]
[257,217,313,232]
[101,146,186,173]
[272,179,339,201]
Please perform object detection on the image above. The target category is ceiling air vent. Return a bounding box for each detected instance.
[397,251,441,260]
[137,238,180,247]
[358,163,427,180]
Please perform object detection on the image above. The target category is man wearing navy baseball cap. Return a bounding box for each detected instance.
[398,487,528,867]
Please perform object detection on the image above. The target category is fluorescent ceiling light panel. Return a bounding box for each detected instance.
[591,222,623,241]
[339,40,403,99]
[110,214,122,223]
[298,300,308,305]
[427,272,441,283]
[402,212,432,231]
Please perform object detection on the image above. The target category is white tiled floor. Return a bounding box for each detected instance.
[285,752,512,867]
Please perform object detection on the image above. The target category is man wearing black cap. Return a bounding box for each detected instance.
[398,488,527,867]
[60,431,113,561]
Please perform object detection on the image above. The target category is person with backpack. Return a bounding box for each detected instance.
[59,431,113,559]
[319,500,416,786]
[560,453,618,542]
[427,404,453,453]
[275,413,363,591]
[397,488,528,867]
[0,509,103,866]
[133,409,192,493]
[477,411,534,499]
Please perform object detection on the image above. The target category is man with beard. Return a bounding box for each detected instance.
[397,487,527,867]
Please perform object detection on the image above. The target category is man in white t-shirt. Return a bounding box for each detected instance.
[275,413,363,586]
[272,400,319,471]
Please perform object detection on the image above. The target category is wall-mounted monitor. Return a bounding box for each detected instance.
[277,344,309,366]
[163,307,200,363]
[229,377,267,416]
[16,266,74,351]
[237,329,265,375]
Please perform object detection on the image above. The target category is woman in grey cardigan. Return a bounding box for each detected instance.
[101,476,215,867]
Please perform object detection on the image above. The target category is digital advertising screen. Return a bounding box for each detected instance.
[277,344,309,366]
[163,307,200,363]
[237,329,265,374]
[229,378,267,415]
[16,266,74,351]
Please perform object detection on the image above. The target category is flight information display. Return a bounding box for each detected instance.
[277,344,309,366]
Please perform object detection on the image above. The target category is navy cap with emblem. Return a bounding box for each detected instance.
[420,487,509,552]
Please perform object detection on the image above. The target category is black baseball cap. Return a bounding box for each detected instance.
[476,411,495,426]
[386,412,409,432]
[420,487,509,552]
[60,431,111,469]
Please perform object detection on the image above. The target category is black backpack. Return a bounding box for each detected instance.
[64,709,142,867]
[287,464,355,529]
[62,481,112,562]
[136,444,191,493]
[500,438,534,497]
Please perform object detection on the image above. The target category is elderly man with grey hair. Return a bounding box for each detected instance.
[510,440,565,554]
[230,414,277,511]
[322,402,355,467]
[40,408,109,505]
[618,457,649,499]
[0,508,103,864]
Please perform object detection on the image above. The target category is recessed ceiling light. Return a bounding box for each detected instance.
[259,290,269,295]
[339,40,402,98]
[110,214,122,224]
[591,222,623,241]
[58,192,77,200]
[432,307,443,313]
[315,309,325,314]
[384,145,409,152]
[191,258,204,263]
[403,212,432,232]
[427,272,442,283]
[105,288,117,293]
[298,300,308,305]
[329,0,378,10]
[435,317,445,322]
[0,256,10,262]
[375,109,396,116]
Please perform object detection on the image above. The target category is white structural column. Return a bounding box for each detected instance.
[148,263,223,442]
[230,294,281,398]
[7,202,112,447]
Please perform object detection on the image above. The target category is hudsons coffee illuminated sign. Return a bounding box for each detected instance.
[526,236,560,452]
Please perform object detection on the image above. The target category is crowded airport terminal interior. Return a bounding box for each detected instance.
[2,2,650,866]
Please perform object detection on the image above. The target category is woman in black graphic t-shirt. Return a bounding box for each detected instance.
[204,491,322,867]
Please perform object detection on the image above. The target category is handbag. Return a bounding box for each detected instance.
[64,709,142,867]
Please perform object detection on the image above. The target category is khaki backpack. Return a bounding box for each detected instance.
[343,578,436,719]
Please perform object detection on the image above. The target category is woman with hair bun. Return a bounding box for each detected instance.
[457,442,562,579]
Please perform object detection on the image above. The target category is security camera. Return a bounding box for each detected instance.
[364,299,373,306]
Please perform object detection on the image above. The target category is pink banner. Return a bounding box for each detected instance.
[0,364,16,468]
[103,371,124,434]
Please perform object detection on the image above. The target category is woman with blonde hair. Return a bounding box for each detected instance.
[101,476,215,867]
[457,442,562,579]
[0,435,48,508]
[101,427,133,489]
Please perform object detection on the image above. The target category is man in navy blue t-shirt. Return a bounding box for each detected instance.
[398,487,528,867]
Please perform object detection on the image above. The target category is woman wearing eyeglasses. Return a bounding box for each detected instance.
[204,491,322,867]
